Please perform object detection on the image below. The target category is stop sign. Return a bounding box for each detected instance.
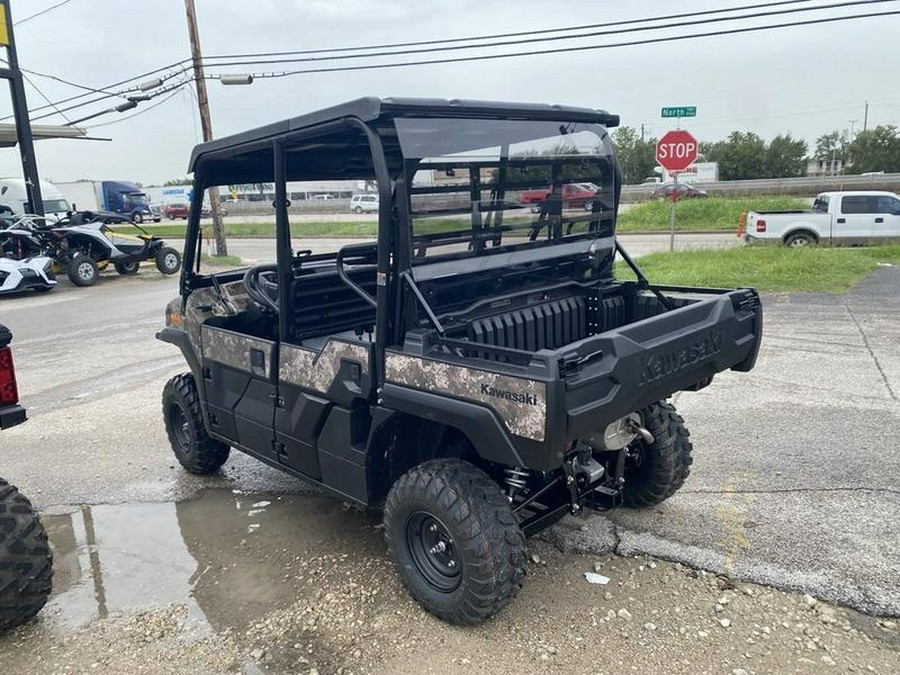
[656,130,698,173]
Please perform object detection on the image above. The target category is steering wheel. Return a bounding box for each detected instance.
[243,263,279,313]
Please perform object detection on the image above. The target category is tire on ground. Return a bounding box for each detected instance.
[784,231,817,247]
[384,459,526,625]
[67,254,98,287]
[114,261,140,275]
[0,478,53,632]
[621,400,693,508]
[155,247,181,275]
[162,373,230,474]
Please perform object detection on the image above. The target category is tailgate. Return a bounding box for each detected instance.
[560,289,761,438]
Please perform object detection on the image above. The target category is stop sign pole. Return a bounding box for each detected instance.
[656,129,699,251]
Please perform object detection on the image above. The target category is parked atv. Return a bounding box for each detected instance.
[48,211,182,286]
[0,217,57,295]
[0,324,53,631]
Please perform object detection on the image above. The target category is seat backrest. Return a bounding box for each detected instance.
[291,265,377,340]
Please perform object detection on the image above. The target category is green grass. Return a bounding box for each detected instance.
[200,254,243,267]
[136,197,810,239]
[616,245,900,293]
[617,196,808,233]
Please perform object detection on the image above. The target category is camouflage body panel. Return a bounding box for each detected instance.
[200,325,274,375]
[384,353,547,442]
[182,282,255,356]
[280,341,371,393]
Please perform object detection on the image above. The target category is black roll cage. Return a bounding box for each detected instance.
[179,99,627,389]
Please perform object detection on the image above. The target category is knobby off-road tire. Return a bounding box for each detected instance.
[155,247,181,275]
[67,254,98,287]
[0,479,53,632]
[621,401,694,508]
[162,373,230,475]
[114,261,140,275]
[384,459,526,625]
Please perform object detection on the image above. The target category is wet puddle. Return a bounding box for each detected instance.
[40,490,383,633]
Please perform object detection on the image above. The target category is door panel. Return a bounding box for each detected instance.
[275,340,374,478]
[837,195,877,244]
[200,325,276,459]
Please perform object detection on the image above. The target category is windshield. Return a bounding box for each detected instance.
[394,117,617,263]
[124,192,149,207]
[42,198,69,213]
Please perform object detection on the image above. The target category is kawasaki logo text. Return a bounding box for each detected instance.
[639,330,722,385]
[481,383,538,406]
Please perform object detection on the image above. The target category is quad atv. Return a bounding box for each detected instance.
[42,211,181,286]
[158,98,762,625]
[0,216,57,295]
[0,324,53,631]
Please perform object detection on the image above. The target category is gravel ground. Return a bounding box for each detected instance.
[2,532,898,674]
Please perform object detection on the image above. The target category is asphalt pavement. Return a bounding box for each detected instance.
[0,239,896,622]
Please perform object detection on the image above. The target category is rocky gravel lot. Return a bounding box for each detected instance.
[2,532,898,675]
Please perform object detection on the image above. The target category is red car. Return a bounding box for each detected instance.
[520,183,601,211]
[650,183,708,200]
[164,202,212,219]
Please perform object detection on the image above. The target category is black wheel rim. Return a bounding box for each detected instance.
[626,440,646,470]
[406,512,461,593]
[169,403,191,453]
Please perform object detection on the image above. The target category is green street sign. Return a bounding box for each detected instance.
[661,106,697,118]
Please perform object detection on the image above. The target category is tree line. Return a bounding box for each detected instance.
[613,125,900,184]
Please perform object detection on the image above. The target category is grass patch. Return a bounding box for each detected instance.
[617,245,900,293]
[200,254,243,267]
[142,221,378,239]
[617,196,808,233]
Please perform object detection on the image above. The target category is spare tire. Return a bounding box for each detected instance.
[0,478,53,631]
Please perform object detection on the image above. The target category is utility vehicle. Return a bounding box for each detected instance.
[158,98,762,625]
[0,324,53,631]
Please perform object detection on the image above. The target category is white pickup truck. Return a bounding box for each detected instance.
[744,191,900,247]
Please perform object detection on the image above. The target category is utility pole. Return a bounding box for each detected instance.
[184,0,226,256]
[640,123,645,142]
[0,1,43,217]
[863,101,869,133]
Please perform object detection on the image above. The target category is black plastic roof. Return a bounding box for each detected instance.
[188,97,619,171]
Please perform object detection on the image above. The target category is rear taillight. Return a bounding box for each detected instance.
[756,219,767,233]
[0,346,18,405]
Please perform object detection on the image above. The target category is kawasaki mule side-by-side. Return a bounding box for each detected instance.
[158,98,762,624]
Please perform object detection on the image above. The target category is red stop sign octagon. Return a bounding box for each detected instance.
[656,130,698,173]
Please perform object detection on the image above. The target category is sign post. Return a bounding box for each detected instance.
[655,129,699,251]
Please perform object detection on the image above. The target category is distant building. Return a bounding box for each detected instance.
[806,158,844,176]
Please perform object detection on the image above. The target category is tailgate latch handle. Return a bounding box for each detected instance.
[560,347,603,375]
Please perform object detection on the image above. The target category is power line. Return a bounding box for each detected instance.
[84,89,183,129]
[13,1,900,123]
[203,0,881,69]
[204,0,820,60]
[20,70,75,124]
[4,0,846,119]
[13,0,76,26]
[17,66,125,98]
[231,10,900,81]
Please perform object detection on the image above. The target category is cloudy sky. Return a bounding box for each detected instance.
[1,0,898,185]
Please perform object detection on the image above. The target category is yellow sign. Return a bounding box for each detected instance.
[0,6,8,47]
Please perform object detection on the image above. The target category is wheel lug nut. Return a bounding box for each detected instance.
[429,524,438,532]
